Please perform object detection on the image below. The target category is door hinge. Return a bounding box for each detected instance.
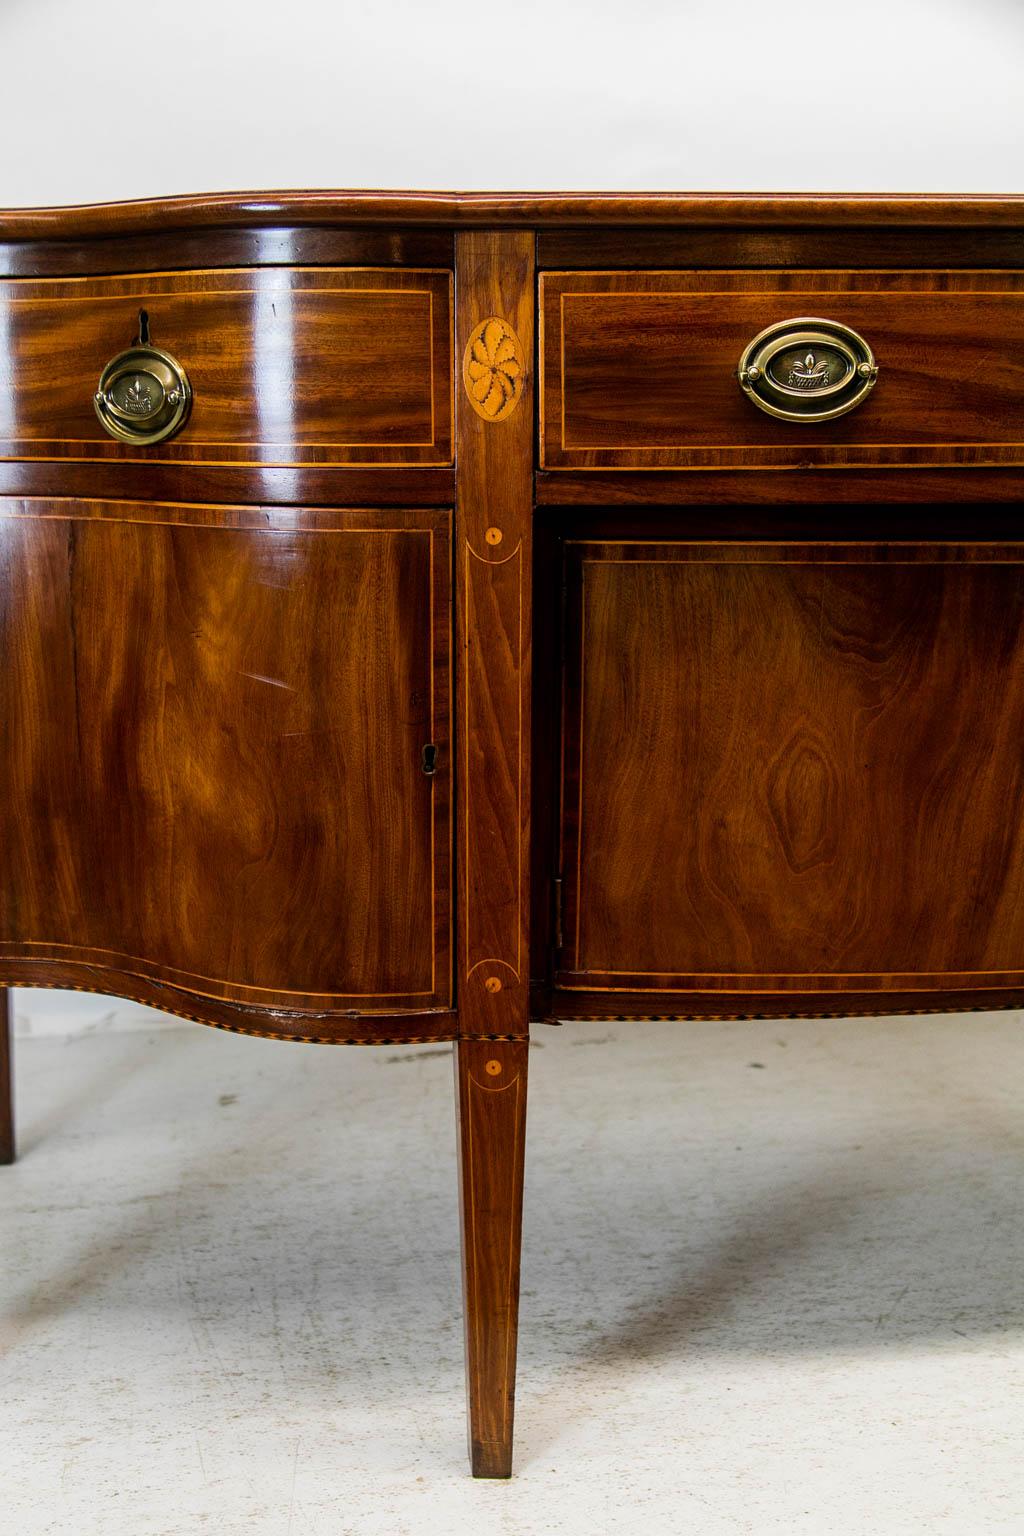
[553,876,564,951]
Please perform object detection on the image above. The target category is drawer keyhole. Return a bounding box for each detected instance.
[421,743,438,776]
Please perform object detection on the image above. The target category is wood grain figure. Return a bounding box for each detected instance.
[541,270,1024,470]
[0,268,453,467]
[558,541,1024,1011]
[0,501,451,1015]
[455,1037,529,1478]
[2,190,1024,1475]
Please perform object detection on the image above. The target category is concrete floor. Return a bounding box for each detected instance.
[2,1012,1022,1535]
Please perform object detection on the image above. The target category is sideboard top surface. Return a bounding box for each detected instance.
[3,190,1024,239]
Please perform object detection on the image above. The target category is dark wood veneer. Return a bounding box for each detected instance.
[0,500,451,1014]
[455,1036,528,1478]
[0,966,457,1043]
[541,270,1024,471]
[3,190,1024,239]
[0,267,453,468]
[0,461,455,507]
[454,233,534,1472]
[531,983,1024,1023]
[536,467,1024,505]
[0,227,453,280]
[4,191,1024,1479]
[559,540,1024,998]
[538,225,1024,270]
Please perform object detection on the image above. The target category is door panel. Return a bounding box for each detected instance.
[0,500,451,1011]
[558,539,1024,998]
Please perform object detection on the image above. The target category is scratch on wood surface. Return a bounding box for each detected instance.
[239,671,296,692]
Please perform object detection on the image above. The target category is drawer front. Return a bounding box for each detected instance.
[0,267,453,466]
[558,539,1024,1001]
[0,499,451,1012]
[540,270,1024,470]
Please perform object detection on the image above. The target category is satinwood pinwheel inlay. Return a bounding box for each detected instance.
[463,317,525,422]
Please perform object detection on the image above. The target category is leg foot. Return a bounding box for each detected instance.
[1,988,13,1164]
[455,1037,528,1478]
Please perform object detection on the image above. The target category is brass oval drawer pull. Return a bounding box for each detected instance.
[94,344,192,444]
[738,316,878,423]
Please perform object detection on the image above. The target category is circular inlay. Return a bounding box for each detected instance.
[484,976,503,994]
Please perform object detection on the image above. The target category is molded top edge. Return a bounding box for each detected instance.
[2,189,1024,240]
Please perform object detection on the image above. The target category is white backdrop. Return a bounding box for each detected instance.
[2,0,1022,1031]
[1,0,1023,205]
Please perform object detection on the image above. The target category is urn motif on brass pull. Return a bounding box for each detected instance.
[94,343,193,445]
[738,317,878,423]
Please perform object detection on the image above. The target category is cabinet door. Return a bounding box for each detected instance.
[0,501,450,1014]
[558,539,1024,1008]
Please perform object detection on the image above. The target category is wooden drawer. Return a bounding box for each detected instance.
[540,270,1024,471]
[0,267,453,466]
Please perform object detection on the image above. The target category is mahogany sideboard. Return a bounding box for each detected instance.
[3,190,1024,1476]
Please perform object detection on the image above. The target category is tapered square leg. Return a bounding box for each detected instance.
[453,229,534,1475]
[1,988,13,1165]
[455,1036,528,1478]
